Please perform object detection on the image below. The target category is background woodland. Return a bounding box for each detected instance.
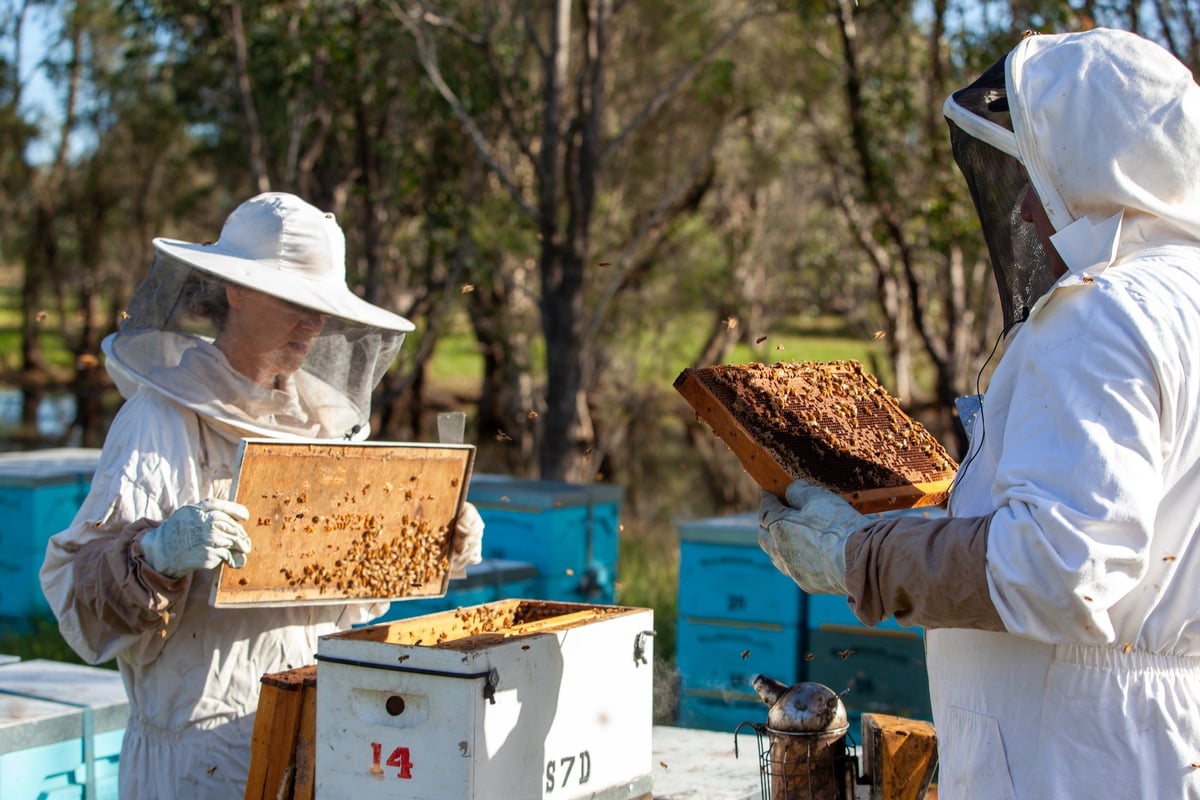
[2,0,1198,525]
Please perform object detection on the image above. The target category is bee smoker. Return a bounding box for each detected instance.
[736,674,861,800]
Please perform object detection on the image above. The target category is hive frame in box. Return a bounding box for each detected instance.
[211,439,475,608]
[314,599,655,800]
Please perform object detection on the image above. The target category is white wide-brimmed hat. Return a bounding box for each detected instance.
[152,192,415,333]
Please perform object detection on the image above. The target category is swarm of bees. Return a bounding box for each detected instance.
[277,512,450,599]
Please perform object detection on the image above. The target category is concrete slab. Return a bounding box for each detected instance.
[651,725,762,800]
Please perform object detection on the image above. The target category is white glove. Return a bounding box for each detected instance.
[449,501,484,579]
[140,498,253,578]
[758,479,866,595]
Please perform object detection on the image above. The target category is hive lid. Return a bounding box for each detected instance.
[467,473,624,509]
[677,506,951,547]
[675,361,957,513]
[0,693,85,754]
[0,448,101,486]
[675,512,760,546]
[454,558,539,589]
[0,659,130,753]
[211,439,475,608]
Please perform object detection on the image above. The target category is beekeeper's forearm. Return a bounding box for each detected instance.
[49,520,191,664]
[844,512,1005,631]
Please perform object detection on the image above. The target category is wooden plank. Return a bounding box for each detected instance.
[505,608,605,636]
[292,668,318,800]
[245,665,317,800]
[675,369,796,498]
[675,364,955,513]
[259,678,303,799]
[212,440,475,607]
[844,482,957,514]
[244,679,280,800]
[861,713,938,800]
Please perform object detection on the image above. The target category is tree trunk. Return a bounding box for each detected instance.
[538,243,589,480]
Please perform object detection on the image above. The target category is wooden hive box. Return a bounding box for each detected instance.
[245,664,318,800]
[675,360,956,513]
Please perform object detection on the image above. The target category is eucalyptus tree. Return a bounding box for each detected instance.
[0,0,132,442]
[393,0,789,482]
[1,0,72,437]
[751,0,1192,454]
[781,0,1005,451]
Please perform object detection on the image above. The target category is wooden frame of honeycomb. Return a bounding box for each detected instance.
[675,360,957,513]
[211,439,475,608]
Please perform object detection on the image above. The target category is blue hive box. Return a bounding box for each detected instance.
[0,449,102,621]
[675,508,939,732]
[0,659,128,800]
[368,558,540,624]
[467,474,623,604]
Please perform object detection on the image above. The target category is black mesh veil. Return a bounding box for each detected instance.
[946,55,1057,328]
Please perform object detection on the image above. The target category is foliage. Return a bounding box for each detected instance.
[0,615,113,667]
[614,517,681,724]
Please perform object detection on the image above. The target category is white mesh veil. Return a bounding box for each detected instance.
[103,193,410,441]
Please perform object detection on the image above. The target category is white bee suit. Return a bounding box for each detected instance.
[839,29,1200,799]
[40,358,387,798]
[937,29,1200,799]
[930,245,1200,800]
[40,194,416,799]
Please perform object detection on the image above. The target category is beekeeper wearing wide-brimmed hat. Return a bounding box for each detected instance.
[759,29,1200,798]
[41,192,484,798]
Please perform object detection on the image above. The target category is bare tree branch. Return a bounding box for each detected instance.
[390,0,537,220]
[480,10,536,164]
[587,121,726,342]
[601,1,777,163]
[228,0,270,192]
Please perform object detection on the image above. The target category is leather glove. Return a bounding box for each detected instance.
[758,478,867,595]
[140,498,253,578]
[449,501,485,579]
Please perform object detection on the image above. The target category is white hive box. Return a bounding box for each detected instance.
[315,599,655,799]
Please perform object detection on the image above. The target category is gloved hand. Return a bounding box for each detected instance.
[449,501,484,579]
[758,478,867,595]
[140,498,253,578]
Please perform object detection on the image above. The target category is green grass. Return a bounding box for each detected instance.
[424,315,485,384]
[614,519,680,723]
[0,616,113,667]
[615,519,678,660]
[421,307,884,392]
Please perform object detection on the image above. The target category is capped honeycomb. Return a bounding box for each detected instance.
[675,360,956,512]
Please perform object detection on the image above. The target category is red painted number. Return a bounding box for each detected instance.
[370,742,414,779]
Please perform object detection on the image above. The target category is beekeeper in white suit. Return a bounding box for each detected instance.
[40,192,485,798]
[760,28,1200,799]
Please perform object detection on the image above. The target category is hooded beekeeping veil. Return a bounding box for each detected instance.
[103,192,415,441]
[943,39,1055,329]
[944,28,1200,328]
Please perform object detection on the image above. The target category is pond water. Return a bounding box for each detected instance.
[0,390,78,443]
